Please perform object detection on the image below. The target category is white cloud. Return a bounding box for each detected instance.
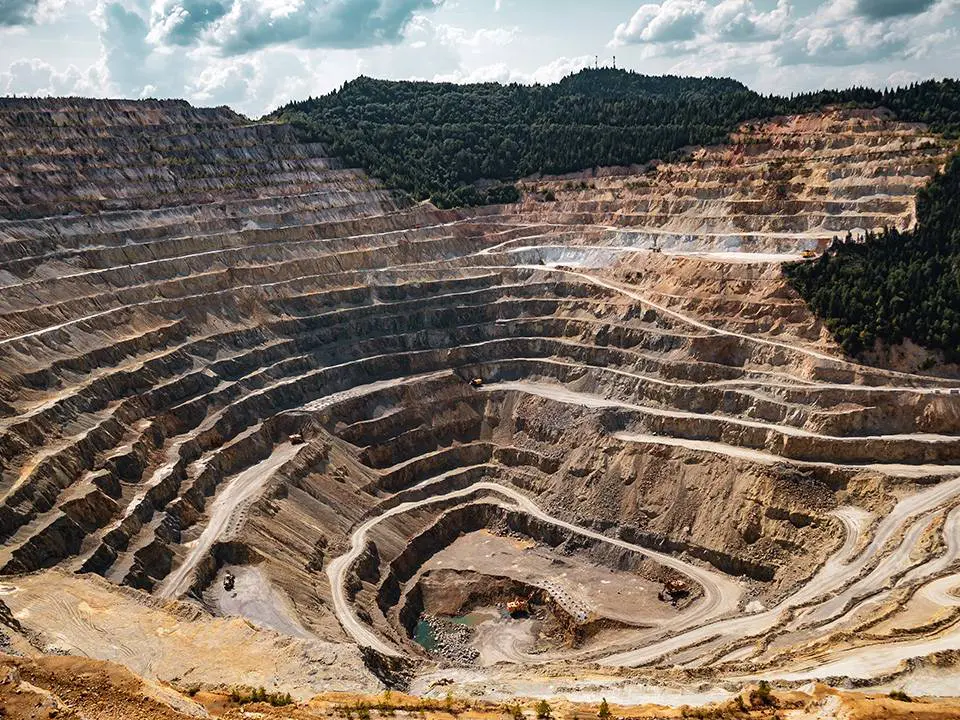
[527,54,593,84]
[145,0,443,55]
[610,0,957,72]
[0,57,102,94]
[0,0,72,26]
[612,0,707,46]
[886,69,920,86]
[706,0,790,42]
[433,24,518,49]
[433,54,591,85]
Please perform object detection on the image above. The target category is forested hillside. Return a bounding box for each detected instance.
[272,69,960,207]
[275,71,769,207]
[787,158,960,362]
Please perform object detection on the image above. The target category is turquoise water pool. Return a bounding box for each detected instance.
[414,611,498,651]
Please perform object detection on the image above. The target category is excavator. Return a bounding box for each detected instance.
[659,579,689,603]
[506,595,533,617]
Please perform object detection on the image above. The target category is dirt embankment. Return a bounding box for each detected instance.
[4,652,960,720]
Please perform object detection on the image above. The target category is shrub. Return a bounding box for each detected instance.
[227,686,293,707]
[748,680,776,708]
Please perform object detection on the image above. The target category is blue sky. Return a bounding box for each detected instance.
[0,0,957,116]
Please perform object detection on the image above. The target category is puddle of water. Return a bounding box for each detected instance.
[415,611,502,651]
[415,619,437,651]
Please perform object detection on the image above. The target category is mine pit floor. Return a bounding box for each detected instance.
[422,530,680,628]
[207,565,312,639]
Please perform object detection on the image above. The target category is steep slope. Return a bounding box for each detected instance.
[518,109,955,248]
[787,154,960,361]
[0,98,958,706]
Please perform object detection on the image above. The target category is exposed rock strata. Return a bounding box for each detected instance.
[0,100,958,699]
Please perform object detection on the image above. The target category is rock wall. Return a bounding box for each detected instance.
[0,99,957,689]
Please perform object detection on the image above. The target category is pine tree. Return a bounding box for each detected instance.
[598,698,611,719]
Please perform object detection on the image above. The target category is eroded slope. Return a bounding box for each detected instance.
[517,108,955,251]
[0,100,958,703]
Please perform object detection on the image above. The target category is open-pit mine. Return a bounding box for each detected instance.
[1,98,960,713]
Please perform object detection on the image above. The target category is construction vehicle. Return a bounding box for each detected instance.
[506,596,531,617]
[659,579,689,603]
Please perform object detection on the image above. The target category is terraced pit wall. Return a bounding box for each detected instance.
[1,99,959,697]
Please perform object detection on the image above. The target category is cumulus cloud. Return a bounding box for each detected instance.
[613,0,795,47]
[146,0,443,55]
[612,0,707,45]
[707,0,790,42]
[433,54,592,86]
[0,0,67,26]
[431,23,517,49]
[886,69,920,86]
[773,0,953,67]
[854,0,936,19]
[95,2,157,95]
[778,20,907,66]
[7,0,453,114]
[0,57,100,94]
[0,0,39,25]
[610,0,955,70]
[147,1,229,46]
[527,55,594,84]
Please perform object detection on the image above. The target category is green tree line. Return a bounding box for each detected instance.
[270,69,960,208]
[787,156,960,361]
